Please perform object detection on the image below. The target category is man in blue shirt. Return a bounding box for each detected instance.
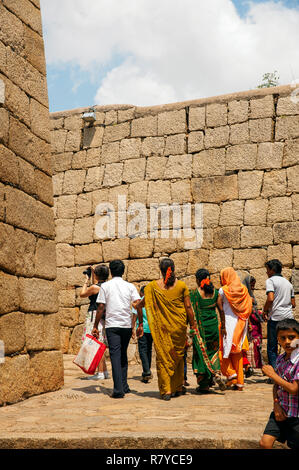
[132,285,153,383]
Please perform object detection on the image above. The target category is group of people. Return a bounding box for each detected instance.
[80,257,299,449]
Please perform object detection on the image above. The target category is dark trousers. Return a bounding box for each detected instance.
[137,332,153,377]
[106,327,132,397]
[267,319,278,368]
[184,350,187,381]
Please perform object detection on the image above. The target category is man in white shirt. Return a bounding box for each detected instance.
[92,260,143,398]
[263,259,296,369]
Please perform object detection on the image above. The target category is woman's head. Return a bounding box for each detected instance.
[220,267,238,286]
[195,269,214,295]
[159,258,175,287]
[94,264,109,282]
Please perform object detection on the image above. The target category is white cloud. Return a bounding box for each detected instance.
[40,0,299,107]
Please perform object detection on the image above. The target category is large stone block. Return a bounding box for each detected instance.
[146,157,167,180]
[129,238,154,258]
[193,148,225,177]
[277,95,299,116]
[141,136,165,156]
[276,115,299,140]
[267,197,293,224]
[102,141,120,164]
[250,268,268,290]
[204,126,229,149]
[164,154,192,179]
[19,277,58,313]
[128,181,148,206]
[25,313,44,351]
[208,249,233,274]
[206,103,227,127]
[273,222,299,244]
[219,200,244,226]
[171,179,192,204]
[118,107,135,123]
[249,118,273,142]
[233,249,266,270]
[189,106,205,130]
[73,217,94,244]
[71,150,86,169]
[108,185,129,208]
[169,252,189,277]
[63,169,86,195]
[30,98,50,143]
[158,109,186,136]
[0,109,9,145]
[103,122,130,143]
[4,78,30,128]
[14,228,36,277]
[35,169,54,206]
[213,226,240,249]
[0,311,25,354]
[92,188,109,213]
[102,238,130,261]
[131,115,157,137]
[69,324,85,355]
[44,313,61,350]
[102,163,123,187]
[127,258,160,282]
[164,134,186,155]
[58,289,76,308]
[250,95,274,118]
[187,249,209,275]
[29,351,64,395]
[228,100,248,124]
[0,354,31,405]
[262,170,287,198]
[147,180,172,205]
[229,122,250,145]
[283,139,299,167]
[287,165,299,193]
[56,195,77,219]
[154,233,177,254]
[188,131,204,153]
[0,223,16,273]
[226,144,257,171]
[256,142,284,170]
[238,171,263,199]
[64,114,84,130]
[241,226,273,247]
[18,158,36,196]
[120,138,141,161]
[77,193,92,218]
[202,204,220,228]
[55,219,74,243]
[192,175,238,203]
[34,239,57,280]
[60,307,80,327]
[84,166,104,192]
[292,194,299,220]
[85,147,101,168]
[83,126,104,148]
[0,4,24,53]
[3,0,43,35]
[60,327,71,354]
[54,152,73,173]
[294,245,299,268]
[5,187,54,237]
[123,158,146,183]
[267,244,293,267]
[244,199,268,226]
[75,243,103,265]
[56,243,74,267]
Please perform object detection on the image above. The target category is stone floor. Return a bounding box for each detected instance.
[0,355,286,449]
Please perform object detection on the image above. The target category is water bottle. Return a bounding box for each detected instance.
[0,340,4,364]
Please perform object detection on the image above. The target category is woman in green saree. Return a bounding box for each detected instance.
[190,269,226,393]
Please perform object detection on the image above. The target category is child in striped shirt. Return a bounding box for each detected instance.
[260,319,299,449]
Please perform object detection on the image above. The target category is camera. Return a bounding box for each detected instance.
[83,266,92,278]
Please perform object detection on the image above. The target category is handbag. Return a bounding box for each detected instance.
[73,334,106,375]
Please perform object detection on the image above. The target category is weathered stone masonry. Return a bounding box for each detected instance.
[0,0,64,405]
[51,86,299,355]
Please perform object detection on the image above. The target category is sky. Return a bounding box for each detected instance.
[40,0,299,113]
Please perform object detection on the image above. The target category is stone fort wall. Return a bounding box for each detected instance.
[0,0,64,405]
[50,85,299,355]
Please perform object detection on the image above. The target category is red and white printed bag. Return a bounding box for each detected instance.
[73,334,107,375]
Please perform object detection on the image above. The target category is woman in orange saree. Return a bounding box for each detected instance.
[218,267,252,390]
[136,258,196,400]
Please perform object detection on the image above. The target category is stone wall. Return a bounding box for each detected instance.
[51,86,299,355]
[0,0,64,405]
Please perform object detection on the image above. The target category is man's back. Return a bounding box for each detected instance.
[97,277,140,328]
[266,275,294,321]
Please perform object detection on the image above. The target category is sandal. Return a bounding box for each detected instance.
[161,394,171,401]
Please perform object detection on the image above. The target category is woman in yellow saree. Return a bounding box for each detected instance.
[136,258,196,401]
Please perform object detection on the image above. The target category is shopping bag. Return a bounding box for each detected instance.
[73,334,106,375]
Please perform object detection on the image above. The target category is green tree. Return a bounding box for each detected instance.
[257,71,280,88]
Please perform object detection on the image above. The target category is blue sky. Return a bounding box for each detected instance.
[40,0,299,113]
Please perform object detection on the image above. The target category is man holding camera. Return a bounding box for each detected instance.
[92,260,143,398]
